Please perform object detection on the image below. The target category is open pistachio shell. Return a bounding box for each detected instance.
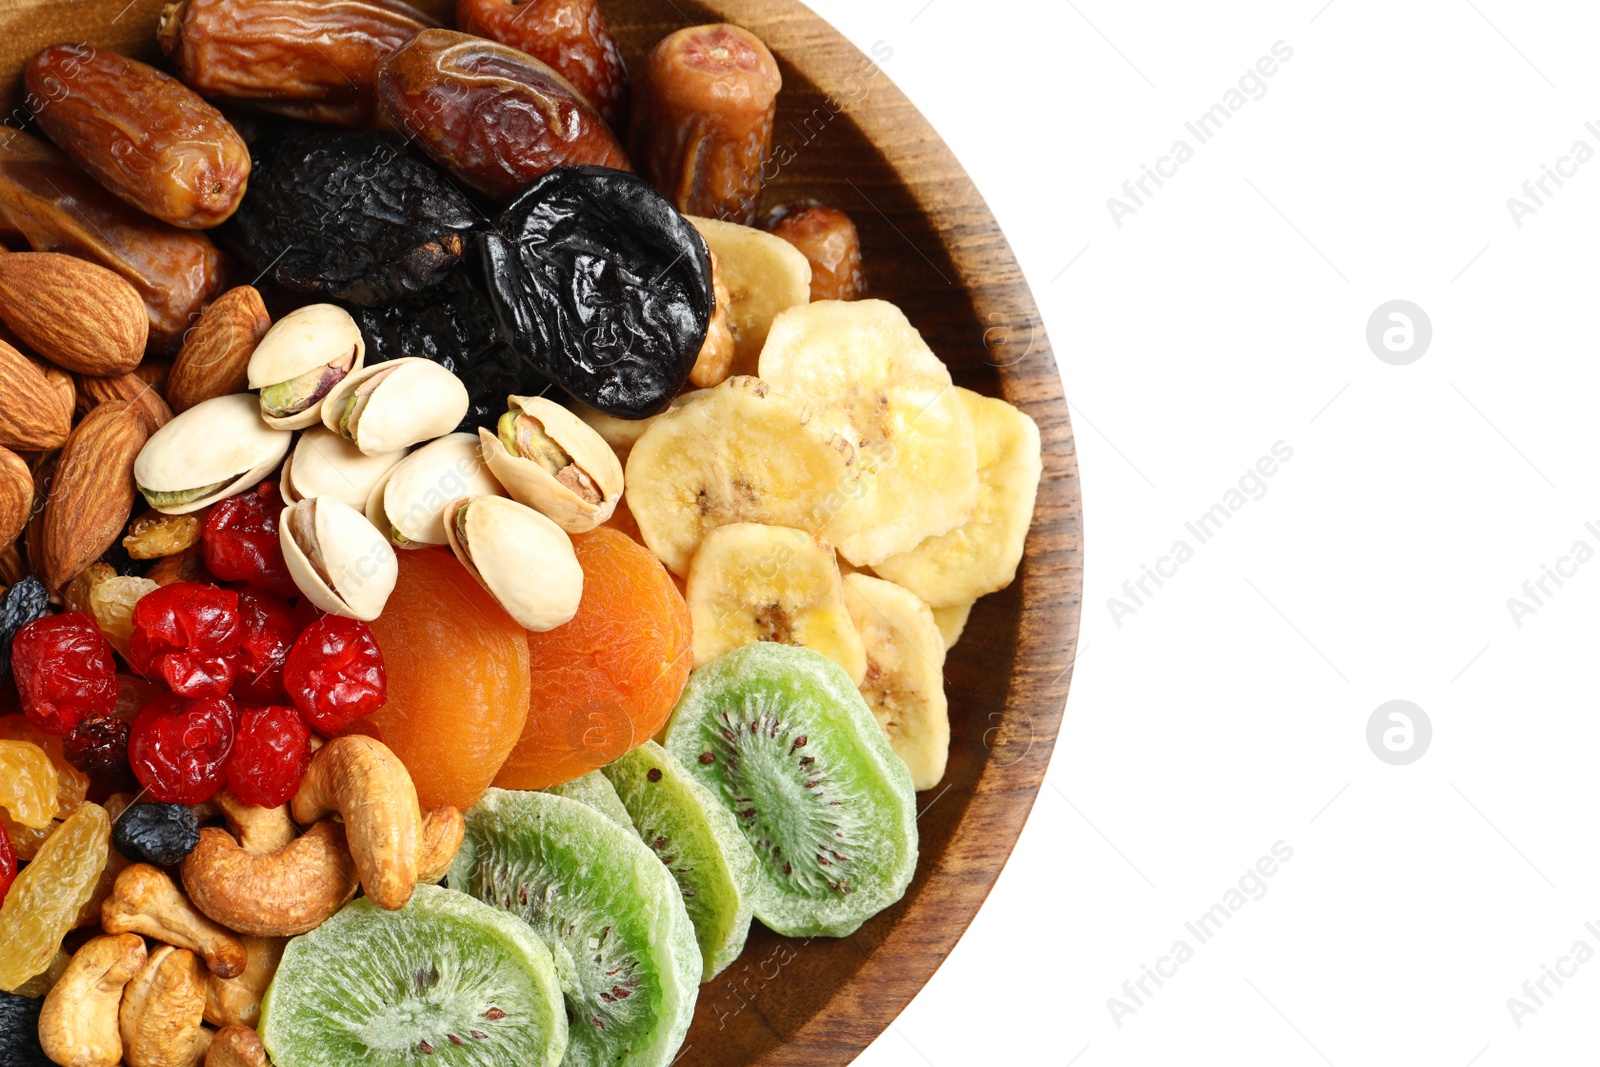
[134,393,293,514]
[443,495,583,632]
[320,357,469,456]
[280,497,398,620]
[372,432,502,548]
[281,425,407,511]
[246,304,366,430]
[479,395,623,533]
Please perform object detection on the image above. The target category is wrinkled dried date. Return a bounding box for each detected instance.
[27,45,251,229]
[456,0,631,130]
[762,199,866,302]
[630,24,781,225]
[225,128,478,305]
[481,165,713,418]
[378,29,630,202]
[0,131,225,351]
[161,0,438,128]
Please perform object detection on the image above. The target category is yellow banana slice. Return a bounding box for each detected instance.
[624,376,855,575]
[932,600,974,652]
[686,522,866,683]
[873,388,1041,607]
[689,216,812,377]
[759,299,978,568]
[573,390,709,467]
[841,573,950,791]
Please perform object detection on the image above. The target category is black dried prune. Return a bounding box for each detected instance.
[0,577,51,684]
[0,990,47,1066]
[481,165,713,419]
[225,128,480,306]
[112,802,201,867]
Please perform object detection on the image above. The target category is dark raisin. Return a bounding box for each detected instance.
[224,127,481,306]
[112,802,202,867]
[64,714,137,790]
[481,165,713,419]
[0,990,47,1066]
[0,577,51,684]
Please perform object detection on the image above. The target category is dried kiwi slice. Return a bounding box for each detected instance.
[542,770,633,830]
[448,789,700,1067]
[662,643,919,938]
[259,885,566,1067]
[603,741,761,980]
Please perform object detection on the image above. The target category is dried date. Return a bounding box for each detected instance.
[378,29,630,202]
[26,45,250,229]
[481,165,713,418]
[761,199,866,301]
[224,128,478,306]
[456,0,631,130]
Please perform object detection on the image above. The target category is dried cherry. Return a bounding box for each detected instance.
[127,692,236,804]
[481,166,714,418]
[232,588,300,705]
[111,801,202,866]
[455,0,631,130]
[226,704,311,807]
[202,483,296,596]
[63,714,136,791]
[12,613,119,736]
[0,577,51,684]
[128,583,242,699]
[283,616,386,733]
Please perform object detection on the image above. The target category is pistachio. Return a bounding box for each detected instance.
[280,426,406,511]
[366,433,502,548]
[246,305,366,430]
[443,495,582,631]
[320,358,469,456]
[279,497,398,621]
[479,395,623,533]
[133,394,292,515]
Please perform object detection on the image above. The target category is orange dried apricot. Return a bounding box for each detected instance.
[354,548,531,811]
[494,527,692,790]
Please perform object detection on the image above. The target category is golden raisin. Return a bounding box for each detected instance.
[89,575,160,659]
[0,740,59,829]
[0,801,110,992]
[63,561,116,616]
[0,714,89,820]
[123,511,202,559]
[0,814,53,860]
[75,791,133,929]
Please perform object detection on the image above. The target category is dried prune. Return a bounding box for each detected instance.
[111,802,201,866]
[0,990,46,1065]
[377,30,630,202]
[456,0,631,130]
[481,165,713,418]
[0,577,51,684]
[224,129,479,306]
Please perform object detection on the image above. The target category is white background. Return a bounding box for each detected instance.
[807,1,1600,1064]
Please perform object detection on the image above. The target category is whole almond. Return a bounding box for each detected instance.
[0,253,148,375]
[0,446,32,547]
[0,339,70,450]
[167,286,271,412]
[77,370,174,432]
[39,399,149,588]
[37,359,76,426]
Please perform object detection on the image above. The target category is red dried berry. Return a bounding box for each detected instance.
[64,713,137,790]
[227,704,312,807]
[203,483,297,596]
[0,820,14,905]
[129,582,241,698]
[232,588,301,705]
[128,691,237,804]
[283,616,387,734]
[13,613,118,736]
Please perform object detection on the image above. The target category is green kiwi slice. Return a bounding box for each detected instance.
[448,788,700,1067]
[603,741,761,980]
[542,770,633,830]
[258,884,567,1067]
[661,643,919,938]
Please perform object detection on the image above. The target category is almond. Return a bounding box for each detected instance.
[78,370,174,432]
[167,286,271,413]
[39,399,150,588]
[0,339,71,450]
[0,446,32,547]
[0,252,148,375]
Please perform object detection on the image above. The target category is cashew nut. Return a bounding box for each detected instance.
[102,864,248,979]
[181,821,358,937]
[416,806,465,885]
[215,791,296,855]
[38,933,146,1067]
[206,1025,269,1067]
[204,935,285,1029]
[290,736,421,910]
[120,945,210,1067]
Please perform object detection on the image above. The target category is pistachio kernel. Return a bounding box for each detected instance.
[453,502,473,564]
[498,409,602,505]
[338,365,399,440]
[138,479,232,510]
[287,499,334,587]
[261,348,357,417]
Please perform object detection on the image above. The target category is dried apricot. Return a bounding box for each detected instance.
[0,740,58,828]
[355,548,530,811]
[0,801,109,992]
[493,527,691,790]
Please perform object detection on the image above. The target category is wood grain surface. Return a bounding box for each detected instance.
[0,2,1084,1064]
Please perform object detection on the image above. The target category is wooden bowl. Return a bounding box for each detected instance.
[0,2,1084,1063]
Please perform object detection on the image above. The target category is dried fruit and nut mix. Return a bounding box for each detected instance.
[0,6,1045,1067]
